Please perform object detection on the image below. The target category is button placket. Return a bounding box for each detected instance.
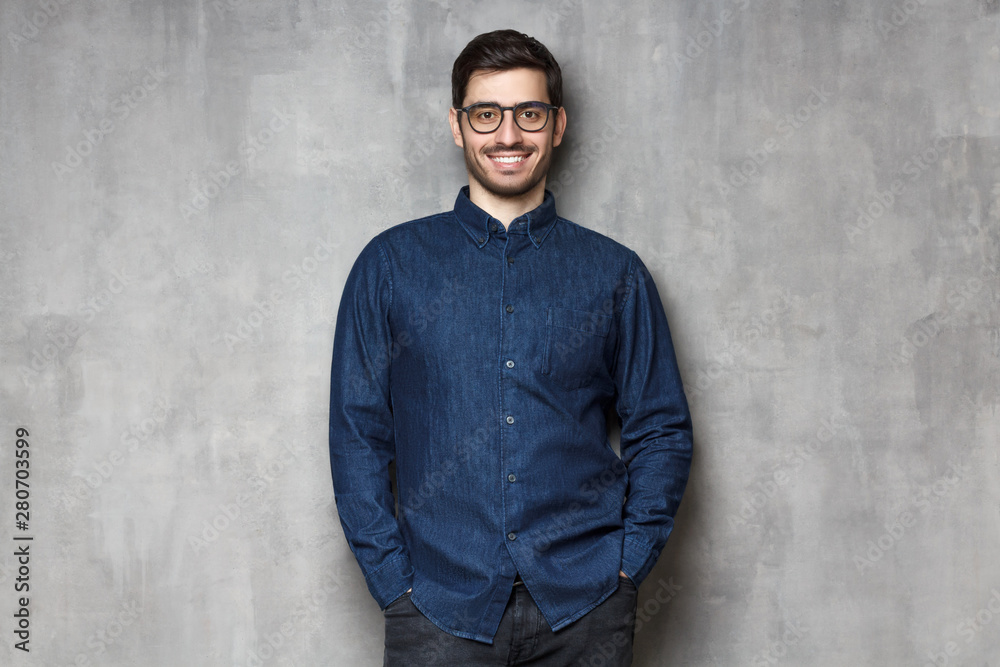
[499,236,520,553]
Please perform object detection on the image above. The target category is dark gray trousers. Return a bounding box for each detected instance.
[383,577,638,666]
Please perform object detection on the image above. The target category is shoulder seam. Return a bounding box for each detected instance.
[555,217,632,253]
[618,250,639,318]
[616,250,640,417]
[384,210,454,232]
[374,235,393,313]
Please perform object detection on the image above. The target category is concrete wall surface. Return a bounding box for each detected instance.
[1,0,998,665]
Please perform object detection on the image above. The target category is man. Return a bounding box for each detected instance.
[329,29,693,666]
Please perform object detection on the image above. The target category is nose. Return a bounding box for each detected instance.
[494,108,523,145]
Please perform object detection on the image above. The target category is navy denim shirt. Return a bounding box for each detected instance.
[329,186,692,643]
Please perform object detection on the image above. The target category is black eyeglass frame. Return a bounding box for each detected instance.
[455,101,561,134]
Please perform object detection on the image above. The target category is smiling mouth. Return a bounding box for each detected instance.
[488,154,529,165]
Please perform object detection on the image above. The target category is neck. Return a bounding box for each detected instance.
[467,180,546,228]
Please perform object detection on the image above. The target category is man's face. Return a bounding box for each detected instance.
[449,67,567,201]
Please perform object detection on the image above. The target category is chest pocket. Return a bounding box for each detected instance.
[542,306,613,390]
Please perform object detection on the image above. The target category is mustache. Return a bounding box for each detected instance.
[482,144,536,154]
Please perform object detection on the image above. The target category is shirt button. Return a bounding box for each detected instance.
[478,236,485,244]
[508,473,516,482]
[490,223,498,232]
[507,256,514,264]
[505,415,514,425]
[507,532,517,541]
[505,360,515,368]
[505,304,514,313]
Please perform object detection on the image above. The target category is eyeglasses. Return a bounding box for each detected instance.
[456,101,560,134]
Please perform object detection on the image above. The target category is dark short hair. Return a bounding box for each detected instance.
[451,30,562,108]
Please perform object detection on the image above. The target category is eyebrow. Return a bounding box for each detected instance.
[467,100,542,106]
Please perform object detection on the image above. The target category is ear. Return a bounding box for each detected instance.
[449,107,464,148]
[551,106,567,148]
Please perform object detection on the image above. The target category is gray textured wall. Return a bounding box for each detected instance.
[1,0,998,665]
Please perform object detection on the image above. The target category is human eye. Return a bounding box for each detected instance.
[472,106,498,121]
[517,103,547,119]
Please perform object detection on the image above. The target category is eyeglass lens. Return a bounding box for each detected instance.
[467,103,551,132]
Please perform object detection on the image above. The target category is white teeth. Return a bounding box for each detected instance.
[491,156,525,163]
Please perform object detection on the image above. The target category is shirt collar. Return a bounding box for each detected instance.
[453,186,558,250]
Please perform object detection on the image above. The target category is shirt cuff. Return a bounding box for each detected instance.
[366,555,414,610]
[621,536,660,587]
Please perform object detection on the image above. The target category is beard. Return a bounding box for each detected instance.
[462,139,553,199]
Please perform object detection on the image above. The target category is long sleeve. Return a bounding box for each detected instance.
[613,251,693,586]
[329,235,413,608]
